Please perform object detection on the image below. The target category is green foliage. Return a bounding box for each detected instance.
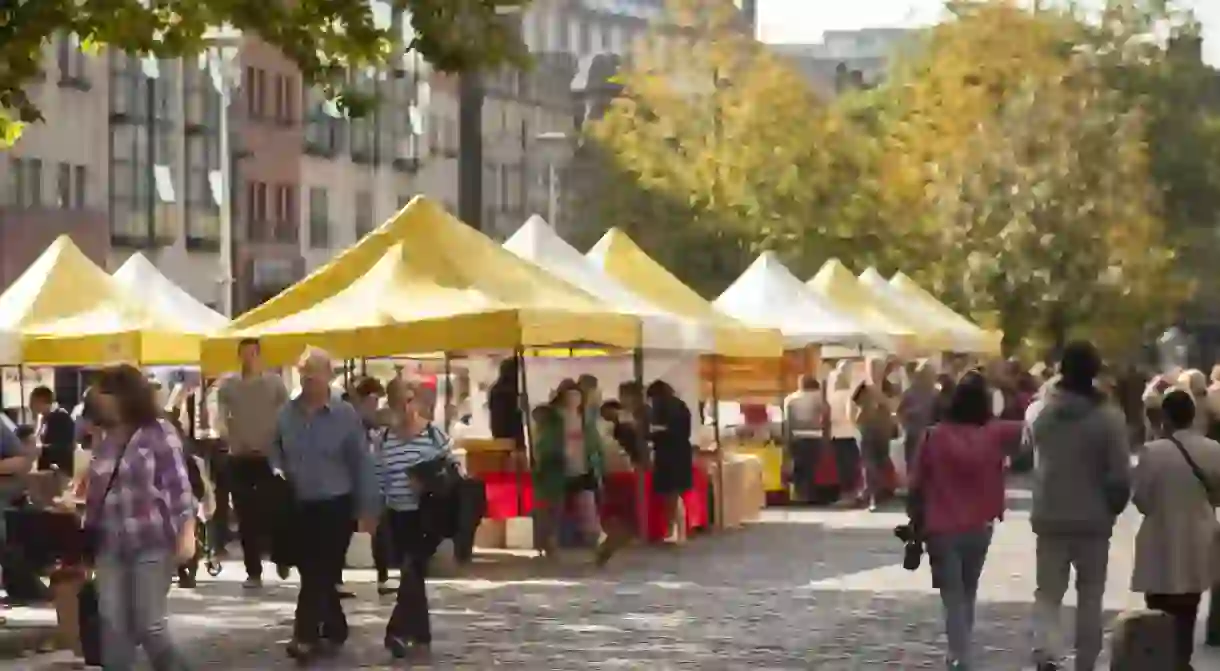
[0,0,529,142]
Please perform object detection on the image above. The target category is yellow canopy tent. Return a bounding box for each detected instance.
[888,272,1003,356]
[585,229,785,400]
[585,229,783,358]
[856,267,957,353]
[807,259,919,356]
[2,236,201,365]
[202,197,641,372]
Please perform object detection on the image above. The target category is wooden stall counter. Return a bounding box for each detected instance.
[457,438,521,477]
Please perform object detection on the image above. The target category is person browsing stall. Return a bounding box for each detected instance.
[270,348,380,663]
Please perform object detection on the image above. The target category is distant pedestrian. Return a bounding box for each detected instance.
[1132,390,1220,670]
[1026,341,1131,671]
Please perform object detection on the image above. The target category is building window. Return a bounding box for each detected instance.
[74,165,86,209]
[246,181,268,240]
[9,158,44,208]
[273,74,297,125]
[355,190,374,239]
[57,162,71,208]
[308,187,329,248]
[273,183,298,243]
[245,66,266,119]
[184,133,220,247]
[57,33,89,86]
[304,88,343,155]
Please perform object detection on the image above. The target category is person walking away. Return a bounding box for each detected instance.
[784,374,830,504]
[351,377,398,596]
[647,380,694,543]
[1026,341,1131,671]
[909,371,1024,670]
[376,378,461,661]
[29,386,76,480]
[271,349,379,663]
[488,358,524,452]
[854,381,897,512]
[1132,390,1220,669]
[827,361,864,505]
[83,365,196,670]
[216,338,289,589]
[533,379,606,554]
[1176,369,1211,435]
[898,362,938,482]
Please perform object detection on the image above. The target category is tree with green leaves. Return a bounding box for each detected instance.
[872,0,1189,356]
[0,0,528,144]
[585,0,885,293]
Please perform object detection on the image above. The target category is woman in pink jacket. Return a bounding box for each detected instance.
[908,371,1024,671]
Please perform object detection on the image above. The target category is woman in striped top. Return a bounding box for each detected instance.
[375,379,459,662]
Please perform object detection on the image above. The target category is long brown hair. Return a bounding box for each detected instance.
[96,364,162,428]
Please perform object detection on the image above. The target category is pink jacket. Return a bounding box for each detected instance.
[910,420,1023,536]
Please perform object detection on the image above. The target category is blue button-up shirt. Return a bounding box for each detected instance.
[271,395,380,518]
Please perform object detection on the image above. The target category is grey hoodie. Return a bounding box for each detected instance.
[1025,386,1130,536]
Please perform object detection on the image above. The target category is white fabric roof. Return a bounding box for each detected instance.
[112,253,229,333]
[503,216,713,351]
[0,330,18,366]
[857,268,980,353]
[714,252,877,348]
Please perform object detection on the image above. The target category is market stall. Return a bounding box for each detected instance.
[586,228,785,529]
[713,252,883,503]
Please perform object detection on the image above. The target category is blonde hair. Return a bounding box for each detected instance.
[1178,369,1208,397]
[828,360,853,391]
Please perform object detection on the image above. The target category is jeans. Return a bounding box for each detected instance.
[1031,532,1110,671]
[385,508,441,645]
[96,550,189,671]
[373,513,396,584]
[1145,592,1201,668]
[293,495,354,645]
[927,526,993,668]
[229,456,275,579]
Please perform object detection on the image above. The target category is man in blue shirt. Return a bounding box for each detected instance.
[271,348,378,663]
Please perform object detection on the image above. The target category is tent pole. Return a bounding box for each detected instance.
[17,366,26,425]
[632,340,646,539]
[442,354,452,430]
[711,356,724,531]
[515,348,534,525]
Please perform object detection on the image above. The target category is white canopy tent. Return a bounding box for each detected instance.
[112,253,229,333]
[503,215,713,352]
[857,268,979,353]
[714,252,879,349]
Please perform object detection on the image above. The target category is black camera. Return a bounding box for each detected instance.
[893,523,924,571]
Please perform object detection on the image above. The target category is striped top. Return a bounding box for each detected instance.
[375,423,455,511]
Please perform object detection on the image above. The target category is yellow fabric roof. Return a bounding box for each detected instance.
[585,229,783,358]
[807,259,919,356]
[857,268,958,353]
[888,272,1002,355]
[0,235,202,365]
[202,198,641,372]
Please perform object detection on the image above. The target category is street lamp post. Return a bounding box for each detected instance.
[204,28,242,318]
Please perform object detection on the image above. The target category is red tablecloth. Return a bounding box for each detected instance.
[479,467,709,542]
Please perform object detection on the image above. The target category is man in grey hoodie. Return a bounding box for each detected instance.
[1025,341,1131,671]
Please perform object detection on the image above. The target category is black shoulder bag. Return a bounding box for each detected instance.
[81,431,133,563]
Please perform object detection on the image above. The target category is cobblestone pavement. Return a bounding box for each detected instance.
[8,485,1220,670]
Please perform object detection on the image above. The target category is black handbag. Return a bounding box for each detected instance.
[268,436,302,568]
[81,431,133,564]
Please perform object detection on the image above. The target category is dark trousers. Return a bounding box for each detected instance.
[293,495,354,645]
[203,444,233,548]
[229,456,274,579]
[1146,592,1201,667]
[373,514,396,584]
[787,437,820,502]
[386,508,441,645]
[830,437,861,495]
